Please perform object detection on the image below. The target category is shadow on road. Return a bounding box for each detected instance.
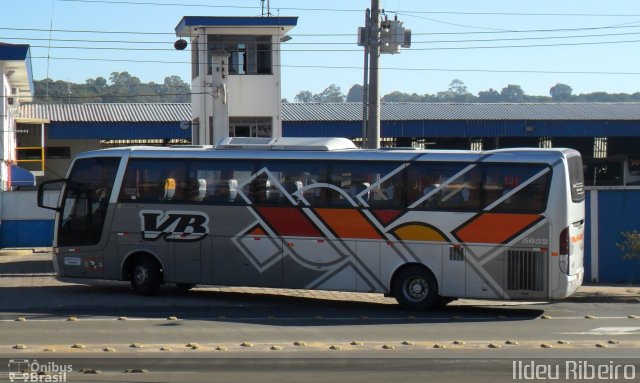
[0,282,544,325]
[0,260,54,274]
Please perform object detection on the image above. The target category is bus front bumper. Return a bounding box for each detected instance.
[550,268,584,299]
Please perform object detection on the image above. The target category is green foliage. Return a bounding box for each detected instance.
[294,90,313,103]
[315,84,345,102]
[617,230,640,260]
[300,79,640,103]
[500,84,525,102]
[294,84,345,103]
[346,84,364,102]
[32,72,191,103]
[550,83,573,101]
[477,88,501,102]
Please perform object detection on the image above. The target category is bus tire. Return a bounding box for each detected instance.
[392,266,440,310]
[176,283,195,291]
[130,257,162,296]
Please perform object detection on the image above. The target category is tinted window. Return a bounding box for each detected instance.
[487,165,551,213]
[189,160,253,204]
[244,161,327,205]
[367,164,407,209]
[567,154,585,202]
[408,163,478,211]
[326,162,399,207]
[119,159,188,203]
[59,157,120,246]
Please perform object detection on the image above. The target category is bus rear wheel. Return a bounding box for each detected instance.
[130,257,162,296]
[392,266,440,310]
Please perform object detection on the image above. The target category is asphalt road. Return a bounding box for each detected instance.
[1,253,639,382]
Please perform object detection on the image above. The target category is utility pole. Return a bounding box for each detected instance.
[358,3,411,149]
[361,9,370,148]
[209,50,230,146]
[367,0,381,149]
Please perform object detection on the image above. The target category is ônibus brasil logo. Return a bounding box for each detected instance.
[8,359,72,382]
[140,210,209,241]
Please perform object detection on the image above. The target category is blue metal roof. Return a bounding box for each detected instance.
[0,43,30,60]
[0,43,34,101]
[176,16,298,35]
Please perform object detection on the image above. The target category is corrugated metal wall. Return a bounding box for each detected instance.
[589,189,640,283]
[48,122,190,139]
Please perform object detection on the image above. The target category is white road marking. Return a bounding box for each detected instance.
[571,327,640,335]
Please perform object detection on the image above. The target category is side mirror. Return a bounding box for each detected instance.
[37,179,66,211]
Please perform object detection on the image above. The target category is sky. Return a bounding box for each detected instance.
[2,0,640,101]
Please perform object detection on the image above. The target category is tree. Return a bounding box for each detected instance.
[550,83,573,101]
[294,90,314,103]
[32,73,191,103]
[478,88,501,102]
[448,79,468,96]
[346,84,364,102]
[382,91,407,102]
[501,84,525,102]
[313,84,345,103]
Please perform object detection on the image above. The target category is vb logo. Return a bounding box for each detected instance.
[140,210,209,241]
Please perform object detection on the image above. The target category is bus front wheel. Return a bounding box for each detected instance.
[392,266,440,310]
[130,257,162,296]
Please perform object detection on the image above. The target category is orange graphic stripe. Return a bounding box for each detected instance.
[393,224,447,242]
[314,208,382,240]
[454,213,542,244]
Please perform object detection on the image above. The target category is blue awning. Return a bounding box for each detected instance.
[11,165,36,187]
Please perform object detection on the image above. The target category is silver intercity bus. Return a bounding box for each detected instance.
[38,137,585,309]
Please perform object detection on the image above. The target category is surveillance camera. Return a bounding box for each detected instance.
[174,39,188,50]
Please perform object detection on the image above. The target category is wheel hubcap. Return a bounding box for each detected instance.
[405,277,428,302]
[134,267,148,285]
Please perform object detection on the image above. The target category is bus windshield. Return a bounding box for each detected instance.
[58,157,120,247]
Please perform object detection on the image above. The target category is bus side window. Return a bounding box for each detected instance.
[408,162,471,210]
[189,178,207,202]
[490,166,551,213]
[162,178,176,200]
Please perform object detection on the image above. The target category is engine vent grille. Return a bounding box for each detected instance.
[450,246,464,262]
[507,250,544,291]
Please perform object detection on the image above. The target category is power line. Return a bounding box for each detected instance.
[394,12,507,32]
[282,64,640,76]
[0,26,175,35]
[3,24,640,38]
[411,24,640,36]
[17,36,640,53]
[27,56,640,75]
[57,0,364,12]
[7,30,640,48]
[0,36,173,45]
[57,0,640,18]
